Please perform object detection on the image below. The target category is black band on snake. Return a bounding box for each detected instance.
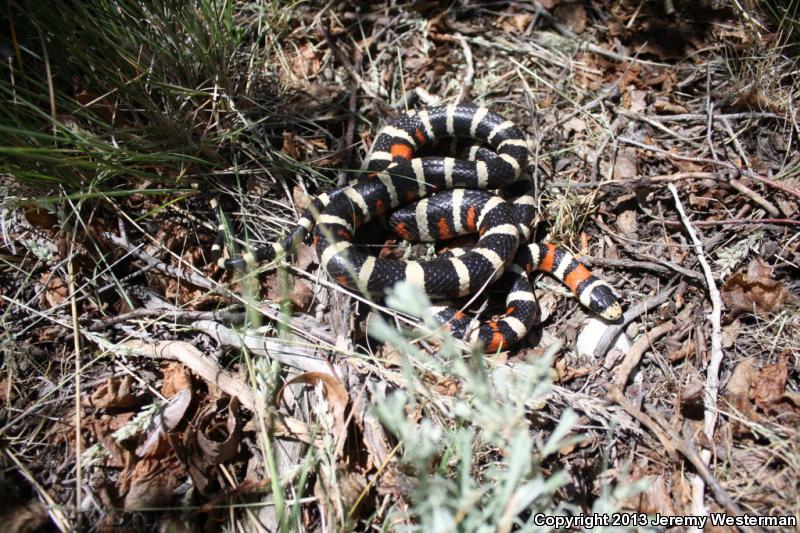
[212,105,623,351]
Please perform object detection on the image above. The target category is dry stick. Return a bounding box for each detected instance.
[104,227,336,348]
[610,320,675,389]
[191,320,335,375]
[593,218,704,282]
[680,217,800,227]
[87,306,244,331]
[719,117,781,217]
[618,111,693,141]
[120,339,257,411]
[637,111,782,122]
[593,283,681,360]
[618,136,800,201]
[66,226,82,525]
[5,449,71,532]
[457,34,474,103]
[102,233,213,290]
[668,183,726,526]
[337,88,359,187]
[607,388,757,533]
[582,254,704,282]
[323,25,393,117]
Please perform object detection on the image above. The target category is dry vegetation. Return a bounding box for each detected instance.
[1,1,799,531]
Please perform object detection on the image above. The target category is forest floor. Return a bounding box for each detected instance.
[1,1,799,531]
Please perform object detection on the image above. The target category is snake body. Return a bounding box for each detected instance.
[215,105,622,350]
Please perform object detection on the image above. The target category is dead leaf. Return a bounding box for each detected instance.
[136,388,192,457]
[500,13,533,34]
[283,131,305,160]
[654,99,689,114]
[554,2,587,34]
[721,319,741,349]
[679,377,705,420]
[725,357,758,399]
[288,41,321,84]
[722,258,791,316]
[613,148,638,179]
[562,116,586,135]
[40,274,68,309]
[277,372,349,456]
[753,356,789,410]
[161,362,192,397]
[123,456,184,510]
[628,89,648,113]
[24,206,57,229]
[195,398,241,465]
[616,210,638,237]
[89,376,138,409]
[291,278,315,312]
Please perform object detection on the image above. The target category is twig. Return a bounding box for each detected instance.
[679,217,800,227]
[66,228,83,525]
[102,232,213,290]
[119,339,257,410]
[454,34,474,103]
[87,306,245,331]
[618,111,692,141]
[594,283,681,359]
[618,137,800,201]
[607,388,756,532]
[668,183,725,525]
[610,321,675,389]
[5,449,71,532]
[192,320,338,375]
[323,24,393,116]
[639,111,784,122]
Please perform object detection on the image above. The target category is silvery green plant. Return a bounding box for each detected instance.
[368,282,588,532]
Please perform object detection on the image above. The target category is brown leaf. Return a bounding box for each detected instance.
[554,2,587,33]
[89,413,135,468]
[161,362,192,398]
[654,99,689,114]
[628,89,648,113]
[89,376,138,409]
[722,258,791,316]
[136,388,192,458]
[725,357,758,399]
[288,41,321,84]
[195,398,241,465]
[562,116,586,135]
[500,13,533,34]
[721,319,741,349]
[277,372,349,456]
[295,243,317,271]
[24,206,57,229]
[282,131,305,160]
[616,210,638,237]
[753,356,789,410]
[291,278,315,312]
[40,274,68,309]
[123,456,184,510]
[613,148,638,179]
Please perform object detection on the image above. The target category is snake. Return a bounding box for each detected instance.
[212,105,622,351]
